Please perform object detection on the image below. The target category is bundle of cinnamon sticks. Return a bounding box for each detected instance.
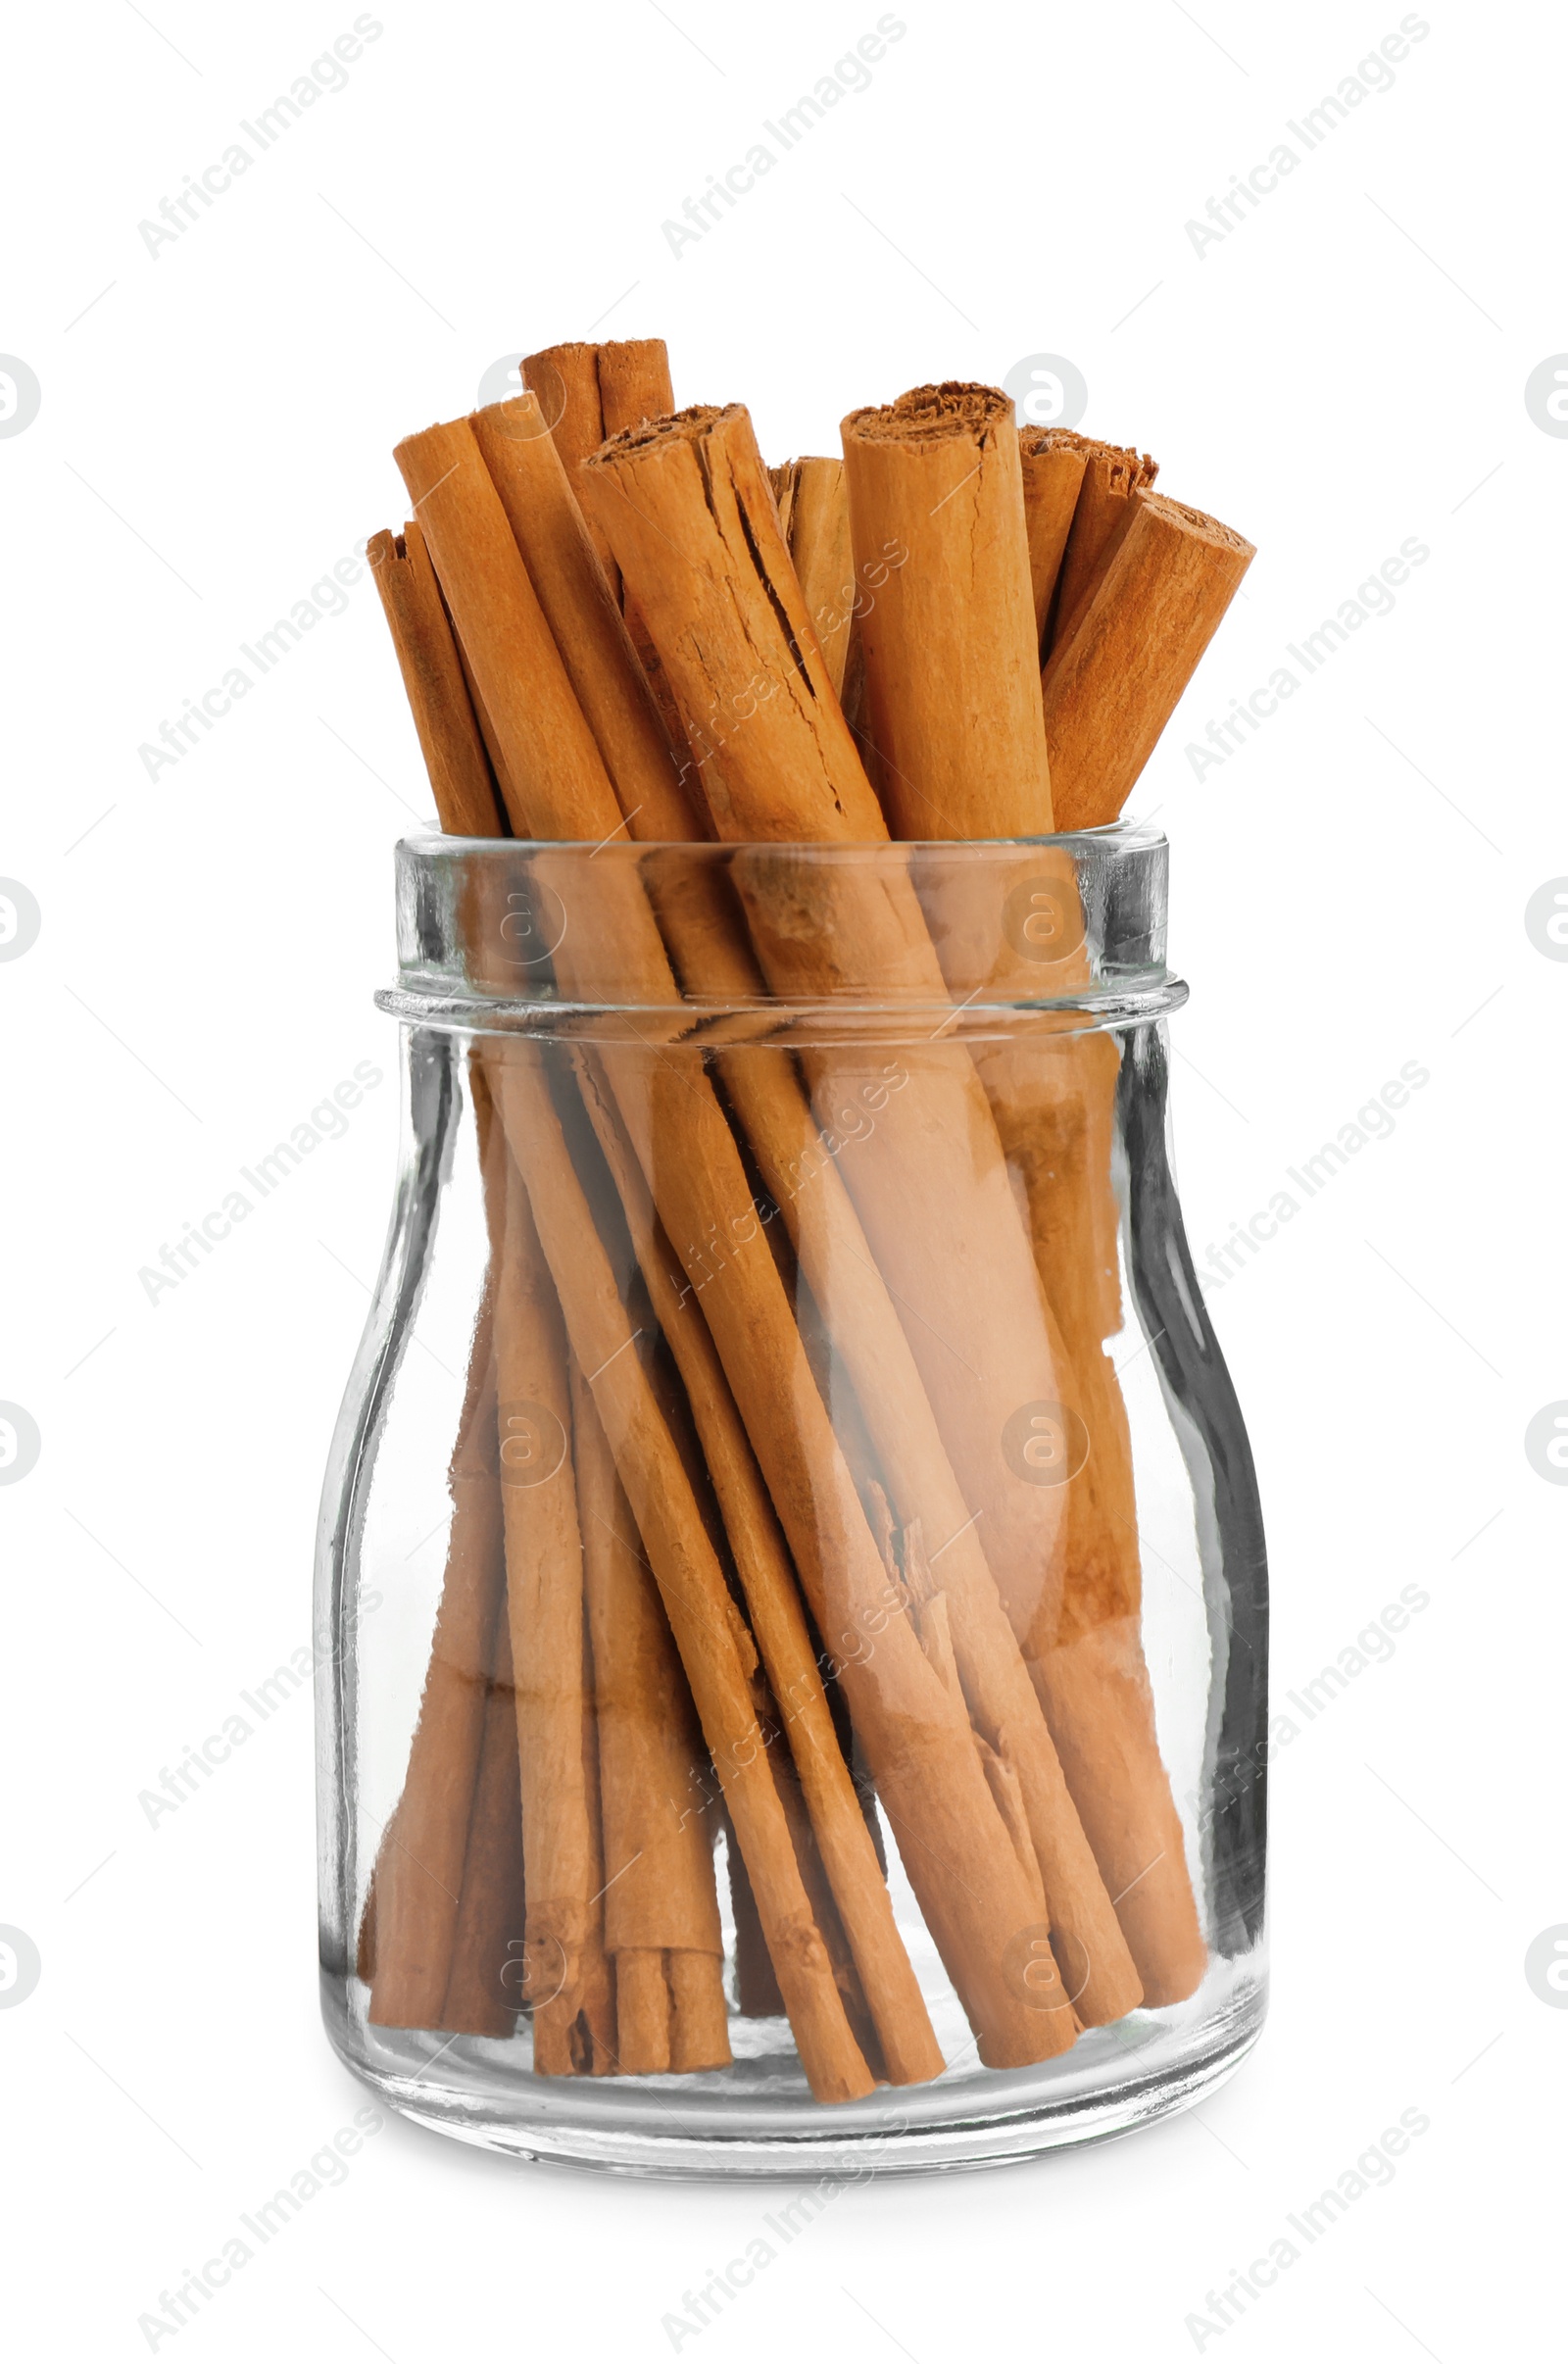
[356,342,1252,2100]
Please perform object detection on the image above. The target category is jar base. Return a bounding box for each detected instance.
[321,1949,1265,2180]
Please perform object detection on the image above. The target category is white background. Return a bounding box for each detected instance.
[3,0,1562,2355]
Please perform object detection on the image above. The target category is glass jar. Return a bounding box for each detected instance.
[317,826,1268,2176]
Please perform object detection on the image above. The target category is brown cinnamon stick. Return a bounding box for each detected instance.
[839,381,1053,837]
[492,1145,615,2075]
[521,338,686,746]
[367,1292,506,2030]
[1017,427,1091,653]
[1046,438,1158,658]
[368,525,505,836]
[394,419,625,842]
[467,395,697,841]
[1041,491,1255,830]
[771,457,855,699]
[437,1608,528,2036]
[357,576,519,2035]
[579,406,883,840]
[520,340,664,591]
[572,1360,730,2073]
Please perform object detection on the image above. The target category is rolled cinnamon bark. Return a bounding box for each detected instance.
[571,1360,730,2073]
[667,1948,733,2072]
[838,380,1208,2005]
[356,1870,377,1985]
[394,419,626,842]
[1041,491,1255,831]
[1016,427,1090,653]
[520,340,666,589]
[522,338,685,742]
[771,457,855,699]
[368,525,505,836]
[1046,438,1158,657]
[359,577,519,2035]
[579,407,882,838]
[367,1294,506,2030]
[467,395,696,841]
[492,1146,615,2075]
[437,1608,528,2037]
[726,1825,787,2018]
[838,381,1053,838]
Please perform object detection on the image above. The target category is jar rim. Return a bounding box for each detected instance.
[387,823,1183,1033]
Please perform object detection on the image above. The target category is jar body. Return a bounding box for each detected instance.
[317,833,1267,2175]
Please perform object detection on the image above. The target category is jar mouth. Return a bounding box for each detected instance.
[387,824,1184,1035]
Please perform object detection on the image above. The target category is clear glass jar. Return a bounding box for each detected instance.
[317,826,1268,2175]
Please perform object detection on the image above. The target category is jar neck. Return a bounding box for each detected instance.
[387,827,1179,1034]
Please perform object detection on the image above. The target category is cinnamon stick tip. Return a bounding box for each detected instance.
[524,336,671,369]
[842,379,1014,447]
[1021,427,1158,490]
[582,401,745,470]
[1139,488,1255,562]
[467,389,555,442]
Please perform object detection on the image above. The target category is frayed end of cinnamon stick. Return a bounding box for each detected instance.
[844,379,1014,447]
[583,401,735,468]
[1043,432,1157,487]
[1018,425,1158,492]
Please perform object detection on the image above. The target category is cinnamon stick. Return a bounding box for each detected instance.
[1017,427,1090,653]
[394,418,624,842]
[1046,437,1158,658]
[437,1608,528,2036]
[367,1291,506,2030]
[368,525,504,836]
[358,577,518,2035]
[571,1360,730,2073]
[492,1145,615,2075]
[839,381,1053,837]
[1041,491,1255,830]
[522,338,685,745]
[771,457,855,699]
[521,341,670,570]
[726,1827,787,2018]
[578,407,883,840]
